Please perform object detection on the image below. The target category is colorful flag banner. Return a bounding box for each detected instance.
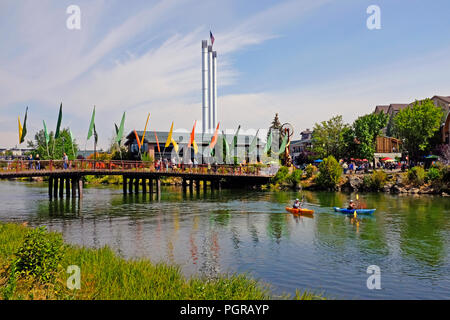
[140,113,150,146]
[18,116,23,144]
[274,134,289,155]
[43,120,50,145]
[20,107,28,144]
[188,121,199,154]
[249,129,259,153]
[264,129,272,153]
[155,132,161,153]
[87,106,96,140]
[171,137,179,153]
[55,103,63,139]
[115,112,126,144]
[134,129,141,150]
[232,125,241,149]
[222,131,230,161]
[165,122,174,148]
[209,122,220,149]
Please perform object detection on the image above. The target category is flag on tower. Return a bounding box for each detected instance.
[210,31,215,46]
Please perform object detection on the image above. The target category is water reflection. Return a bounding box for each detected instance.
[0,181,449,299]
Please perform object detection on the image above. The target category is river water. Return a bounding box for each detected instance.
[0,180,449,299]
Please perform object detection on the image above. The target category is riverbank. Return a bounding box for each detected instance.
[0,223,321,300]
[269,163,450,196]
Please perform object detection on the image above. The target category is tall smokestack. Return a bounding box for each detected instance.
[208,45,213,133]
[212,51,217,130]
[202,40,208,134]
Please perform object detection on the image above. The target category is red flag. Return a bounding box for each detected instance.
[209,122,220,149]
[154,131,161,153]
[134,129,141,150]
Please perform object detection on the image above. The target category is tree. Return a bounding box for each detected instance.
[267,113,283,159]
[392,99,443,161]
[316,156,343,189]
[27,128,78,160]
[312,115,349,159]
[344,112,388,160]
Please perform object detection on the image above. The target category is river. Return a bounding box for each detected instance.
[0,180,449,299]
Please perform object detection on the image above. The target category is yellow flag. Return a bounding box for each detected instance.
[192,140,198,154]
[171,137,179,153]
[165,122,174,148]
[18,116,23,143]
[141,113,150,146]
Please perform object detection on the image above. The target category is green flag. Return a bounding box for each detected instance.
[69,130,76,158]
[55,103,63,139]
[222,131,230,162]
[249,129,259,153]
[20,107,28,144]
[274,133,289,155]
[43,120,50,145]
[87,106,96,140]
[264,129,272,153]
[115,112,126,144]
[232,125,241,149]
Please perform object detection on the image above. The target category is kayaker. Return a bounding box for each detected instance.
[347,200,356,210]
[293,199,301,209]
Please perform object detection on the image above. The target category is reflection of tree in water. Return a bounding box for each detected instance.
[247,214,259,245]
[397,196,448,267]
[266,213,290,244]
[210,209,231,227]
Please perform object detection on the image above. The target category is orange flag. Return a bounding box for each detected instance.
[188,121,196,148]
[134,129,141,150]
[209,122,220,149]
[154,132,161,153]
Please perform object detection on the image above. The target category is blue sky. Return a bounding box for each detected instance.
[1,0,450,149]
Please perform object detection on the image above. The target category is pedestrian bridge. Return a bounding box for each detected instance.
[0,160,275,199]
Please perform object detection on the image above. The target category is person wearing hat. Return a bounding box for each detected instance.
[347,200,356,210]
[293,198,301,209]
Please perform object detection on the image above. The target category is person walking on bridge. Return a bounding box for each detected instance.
[63,153,69,170]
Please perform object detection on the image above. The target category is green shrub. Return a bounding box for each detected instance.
[305,164,317,178]
[288,169,303,188]
[13,227,65,283]
[407,166,425,185]
[426,167,442,182]
[370,170,387,190]
[272,166,290,183]
[316,156,342,189]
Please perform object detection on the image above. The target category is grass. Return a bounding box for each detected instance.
[0,223,324,300]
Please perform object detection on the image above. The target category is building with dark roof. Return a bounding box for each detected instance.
[124,130,263,163]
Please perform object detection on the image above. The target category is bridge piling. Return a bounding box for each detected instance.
[53,177,58,198]
[78,178,83,199]
[203,180,207,193]
[72,178,77,198]
[123,176,127,194]
[189,179,193,194]
[182,179,187,194]
[128,177,133,193]
[134,178,139,194]
[66,178,70,198]
[59,178,64,198]
[149,179,154,194]
[156,178,161,198]
[48,177,53,199]
[196,180,200,194]
[142,178,147,194]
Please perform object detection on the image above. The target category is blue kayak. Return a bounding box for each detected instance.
[333,207,376,215]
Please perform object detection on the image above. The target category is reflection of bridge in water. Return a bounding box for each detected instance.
[0,160,274,199]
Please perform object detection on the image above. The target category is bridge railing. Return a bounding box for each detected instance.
[0,159,276,177]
